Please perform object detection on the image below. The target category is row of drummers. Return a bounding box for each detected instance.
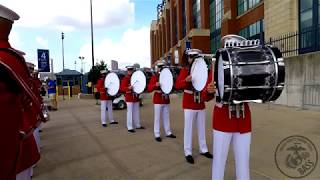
[97,34,285,179]
[97,48,249,162]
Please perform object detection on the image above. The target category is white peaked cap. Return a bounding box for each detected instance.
[185,49,202,56]
[0,4,20,22]
[100,70,107,74]
[156,60,166,67]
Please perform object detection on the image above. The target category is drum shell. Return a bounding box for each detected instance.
[215,45,285,103]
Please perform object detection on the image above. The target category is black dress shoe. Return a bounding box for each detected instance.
[110,122,118,124]
[200,152,213,159]
[155,137,162,142]
[136,126,145,129]
[166,134,176,138]
[128,129,135,133]
[185,155,194,164]
[102,124,107,127]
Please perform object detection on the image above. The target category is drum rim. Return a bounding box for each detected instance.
[159,67,174,94]
[131,70,147,94]
[266,46,279,102]
[217,53,225,100]
[105,72,120,96]
[190,57,208,91]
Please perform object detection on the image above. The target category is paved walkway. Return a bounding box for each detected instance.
[34,96,320,179]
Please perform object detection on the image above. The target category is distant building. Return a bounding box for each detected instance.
[111,60,118,70]
[150,0,211,66]
[55,69,83,96]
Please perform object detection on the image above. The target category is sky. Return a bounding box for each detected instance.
[2,0,160,73]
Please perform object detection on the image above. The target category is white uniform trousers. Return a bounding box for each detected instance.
[212,130,251,180]
[100,100,114,125]
[184,109,209,156]
[33,127,41,152]
[16,167,32,180]
[154,104,172,137]
[127,102,141,130]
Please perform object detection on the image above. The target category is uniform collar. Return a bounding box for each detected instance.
[0,40,10,48]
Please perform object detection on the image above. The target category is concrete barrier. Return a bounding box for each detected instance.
[275,51,320,110]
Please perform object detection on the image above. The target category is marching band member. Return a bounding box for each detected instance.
[0,5,42,180]
[96,70,118,127]
[210,101,251,180]
[147,60,176,142]
[175,49,214,164]
[209,35,252,180]
[120,65,145,133]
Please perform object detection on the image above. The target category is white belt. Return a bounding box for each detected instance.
[184,90,194,94]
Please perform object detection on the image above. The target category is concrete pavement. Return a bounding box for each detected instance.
[33,96,320,180]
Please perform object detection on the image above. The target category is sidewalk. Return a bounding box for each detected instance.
[34,97,320,179]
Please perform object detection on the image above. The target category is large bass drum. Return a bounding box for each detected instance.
[214,45,285,103]
[130,70,147,94]
[190,56,208,91]
[104,72,121,96]
[159,67,176,94]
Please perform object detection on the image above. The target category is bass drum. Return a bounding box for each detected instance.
[104,72,121,96]
[130,70,147,94]
[159,67,176,94]
[190,56,208,92]
[214,45,285,103]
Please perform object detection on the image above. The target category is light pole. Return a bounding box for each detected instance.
[90,0,95,69]
[78,56,85,73]
[61,32,65,70]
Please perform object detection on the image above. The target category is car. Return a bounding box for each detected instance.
[112,94,144,110]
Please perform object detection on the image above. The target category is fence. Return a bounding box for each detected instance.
[266,25,320,57]
[303,84,320,108]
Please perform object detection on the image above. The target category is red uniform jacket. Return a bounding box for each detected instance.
[120,75,140,102]
[0,81,22,180]
[212,103,252,133]
[175,67,214,110]
[96,78,110,100]
[147,75,170,104]
[0,40,41,177]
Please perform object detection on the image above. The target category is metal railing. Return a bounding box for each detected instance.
[266,25,320,57]
[303,84,320,107]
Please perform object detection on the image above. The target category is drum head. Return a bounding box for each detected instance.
[131,70,146,94]
[104,72,120,96]
[159,68,173,94]
[190,57,208,91]
[217,55,225,98]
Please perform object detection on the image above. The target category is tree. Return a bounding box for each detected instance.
[88,60,107,85]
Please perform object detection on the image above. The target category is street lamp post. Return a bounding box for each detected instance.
[78,56,85,93]
[78,56,85,74]
[61,32,65,70]
[90,0,95,69]
[61,32,65,100]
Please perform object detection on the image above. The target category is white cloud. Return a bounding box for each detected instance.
[36,36,49,48]
[79,26,150,69]
[1,0,135,31]
[9,31,23,49]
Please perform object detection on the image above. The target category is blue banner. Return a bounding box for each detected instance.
[37,49,50,72]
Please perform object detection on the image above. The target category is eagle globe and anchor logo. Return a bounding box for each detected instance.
[275,135,318,178]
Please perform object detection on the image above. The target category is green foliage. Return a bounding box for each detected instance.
[88,60,107,85]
